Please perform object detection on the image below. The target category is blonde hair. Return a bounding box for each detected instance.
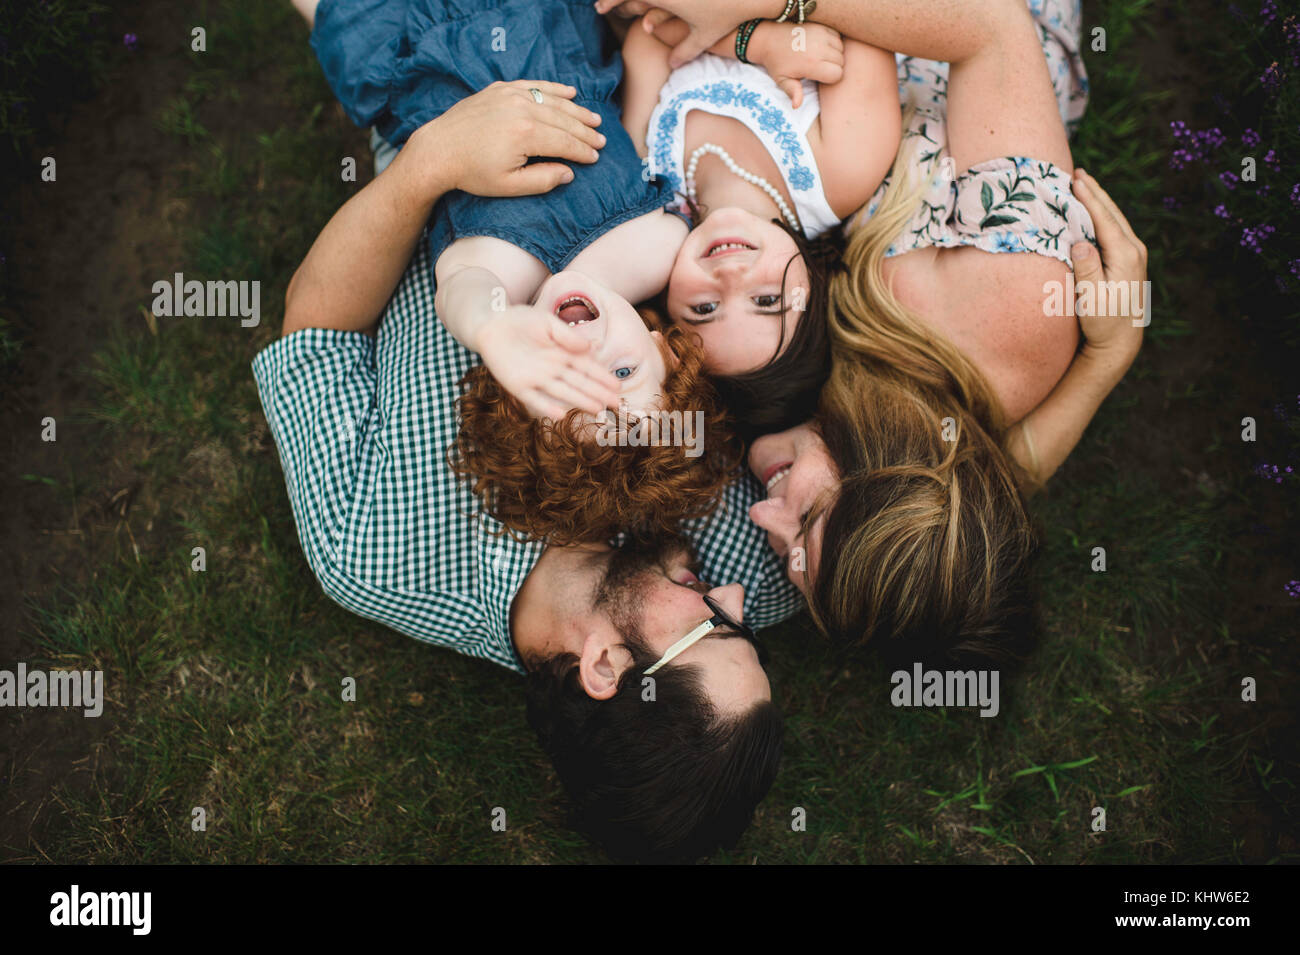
[808,128,1038,666]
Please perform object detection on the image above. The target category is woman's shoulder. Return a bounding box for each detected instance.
[887,247,1080,422]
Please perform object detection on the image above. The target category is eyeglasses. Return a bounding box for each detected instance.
[643,593,759,675]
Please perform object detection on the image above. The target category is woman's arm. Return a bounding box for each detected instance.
[1005,171,1148,489]
[611,0,1070,171]
[282,81,605,337]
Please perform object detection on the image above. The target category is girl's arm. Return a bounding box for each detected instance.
[283,81,604,337]
[1005,172,1148,489]
[813,39,901,218]
[621,20,674,156]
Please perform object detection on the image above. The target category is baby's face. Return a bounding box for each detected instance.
[665,207,810,376]
[533,270,673,421]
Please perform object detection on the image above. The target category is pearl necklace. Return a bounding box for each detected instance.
[684,142,802,235]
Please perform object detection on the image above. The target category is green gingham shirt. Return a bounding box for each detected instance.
[251,235,802,673]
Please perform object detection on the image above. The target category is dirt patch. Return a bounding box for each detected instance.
[0,0,193,858]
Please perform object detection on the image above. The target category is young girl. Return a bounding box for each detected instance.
[619,14,903,437]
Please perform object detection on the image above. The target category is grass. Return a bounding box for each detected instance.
[8,0,1297,863]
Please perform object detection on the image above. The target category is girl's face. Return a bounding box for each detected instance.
[666,208,809,376]
[533,270,673,419]
[746,421,838,597]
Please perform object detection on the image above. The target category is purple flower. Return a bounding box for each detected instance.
[1261,62,1283,94]
[1221,171,1240,190]
[1291,183,1300,205]
[1241,224,1275,253]
[1242,128,1261,148]
[1287,580,1300,599]
[123,32,138,51]
[1261,0,1278,25]
[1214,204,1231,219]
[1196,127,1226,151]
[1291,258,1300,278]
[1163,196,1180,211]
[1264,148,1280,169]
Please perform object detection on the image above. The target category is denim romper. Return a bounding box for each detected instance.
[312,0,670,278]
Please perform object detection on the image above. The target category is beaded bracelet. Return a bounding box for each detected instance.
[775,0,816,24]
[734,18,763,64]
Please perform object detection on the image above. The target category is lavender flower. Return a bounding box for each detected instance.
[1221,171,1241,190]
[1287,580,1300,599]
[1261,0,1278,26]
[1261,62,1283,94]
[1241,224,1275,253]
[1214,203,1231,219]
[123,32,138,51]
[1242,128,1261,147]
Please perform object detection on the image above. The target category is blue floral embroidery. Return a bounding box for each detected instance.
[991,231,1027,254]
[650,80,816,200]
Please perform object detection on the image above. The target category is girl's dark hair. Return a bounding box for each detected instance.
[672,194,845,442]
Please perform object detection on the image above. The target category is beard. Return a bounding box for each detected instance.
[592,533,698,661]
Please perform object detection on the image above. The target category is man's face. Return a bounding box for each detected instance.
[596,541,771,716]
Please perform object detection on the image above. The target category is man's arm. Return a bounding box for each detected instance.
[282,80,606,337]
[1005,171,1148,490]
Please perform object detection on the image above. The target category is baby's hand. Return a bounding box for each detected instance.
[476,305,620,422]
[749,21,845,108]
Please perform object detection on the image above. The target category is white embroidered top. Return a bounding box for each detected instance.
[645,53,842,239]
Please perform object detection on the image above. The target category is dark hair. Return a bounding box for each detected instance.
[713,221,845,443]
[523,547,784,863]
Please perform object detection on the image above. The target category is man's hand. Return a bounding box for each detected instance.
[407,80,606,199]
[1069,168,1148,364]
[476,306,621,421]
[749,21,845,107]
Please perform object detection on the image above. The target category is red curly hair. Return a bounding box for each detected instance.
[450,318,740,545]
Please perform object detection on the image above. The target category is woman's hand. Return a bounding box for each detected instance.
[749,21,845,107]
[1069,168,1148,364]
[1006,170,1148,489]
[476,306,621,421]
[405,80,606,199]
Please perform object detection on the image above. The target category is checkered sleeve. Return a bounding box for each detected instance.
[684,472,805,631]
[252,328,378,577]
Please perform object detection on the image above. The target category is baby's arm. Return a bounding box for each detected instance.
[814,39,903,219]
[434,241,619,420]
[621,23,673,156]
[622,16,845,151]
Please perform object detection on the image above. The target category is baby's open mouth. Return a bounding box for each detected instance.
[554,293,599,326]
